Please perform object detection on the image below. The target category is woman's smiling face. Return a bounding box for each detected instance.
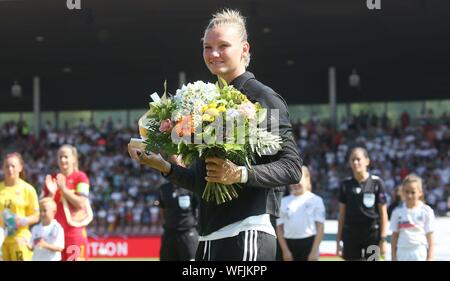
[203,24,249,83]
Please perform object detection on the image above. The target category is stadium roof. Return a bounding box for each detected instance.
[0,0,449,111]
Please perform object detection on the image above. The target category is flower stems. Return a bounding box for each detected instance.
[202,182,240,204]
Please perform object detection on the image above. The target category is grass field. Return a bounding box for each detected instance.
[318,256,344,261]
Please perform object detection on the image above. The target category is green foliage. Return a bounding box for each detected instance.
[140,79,282,204]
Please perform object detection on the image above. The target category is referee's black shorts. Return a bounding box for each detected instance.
[342,223,380,261]
[160,228,198,261]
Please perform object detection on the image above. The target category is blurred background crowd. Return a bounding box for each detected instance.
[1,110,449,236]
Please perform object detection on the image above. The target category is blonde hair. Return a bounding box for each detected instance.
[58,144,79,171]
[401,173,425,201]
[39,197,57,212]
[203,9,251,67]
[300,165,312,191]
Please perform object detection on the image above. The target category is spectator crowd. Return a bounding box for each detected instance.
[1,110,449,236]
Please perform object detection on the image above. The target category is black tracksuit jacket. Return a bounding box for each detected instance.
[165,71,302,236]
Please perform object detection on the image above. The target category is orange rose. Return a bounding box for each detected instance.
[175,115,194,137]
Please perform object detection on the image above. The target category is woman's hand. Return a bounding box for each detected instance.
[45,175,57,196]
[56,173,67,191]
[282,249,293,261]
[14,216,29,228]
[308,249,319,261]
[379,240,387,259]
[127,144,171,174]
[205,157,241,185]
[15,237,29,247]
[336,241,343,257]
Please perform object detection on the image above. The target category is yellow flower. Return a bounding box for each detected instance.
[202,114,214,122]
[217,106,226,113]
[238,94,247,102]
[201,105,209,113]
[208,102,217,109]
[205,108,220,117]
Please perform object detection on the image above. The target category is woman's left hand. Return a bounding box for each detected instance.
[379,240,387,259]
[56,173,67,191]
[205,157,241,185]
[14,216,28,228]
[307,250,319,261]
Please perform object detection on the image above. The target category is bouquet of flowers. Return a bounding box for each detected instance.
[137,78,282,204]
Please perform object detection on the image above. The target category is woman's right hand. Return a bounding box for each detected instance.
[127,143,171,174]
[336,241,343,257]
[282,249,294,261]
[45,175,57,196]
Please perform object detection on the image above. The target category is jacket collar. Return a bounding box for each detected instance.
[229,71,255,91]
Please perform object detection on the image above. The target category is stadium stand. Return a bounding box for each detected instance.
[1,111,449,236]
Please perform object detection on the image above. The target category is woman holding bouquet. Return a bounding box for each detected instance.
[41,144,93,261]
[129,9,302,261]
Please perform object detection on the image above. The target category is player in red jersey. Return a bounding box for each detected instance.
[41,144,93,261]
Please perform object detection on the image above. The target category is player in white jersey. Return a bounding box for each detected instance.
[28,198,65,261]
[276,166,325,261]
[390,174,435,261]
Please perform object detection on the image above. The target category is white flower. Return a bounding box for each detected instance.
[225,109,240,118]
[173,81,219,115]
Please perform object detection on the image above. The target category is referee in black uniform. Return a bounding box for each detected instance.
[158,181,199,261]
[336,147,389,261]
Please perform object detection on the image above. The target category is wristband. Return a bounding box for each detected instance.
[239,166,248,183]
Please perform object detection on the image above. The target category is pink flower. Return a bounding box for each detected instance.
[238,102,256,120]
[159,119,173,133]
